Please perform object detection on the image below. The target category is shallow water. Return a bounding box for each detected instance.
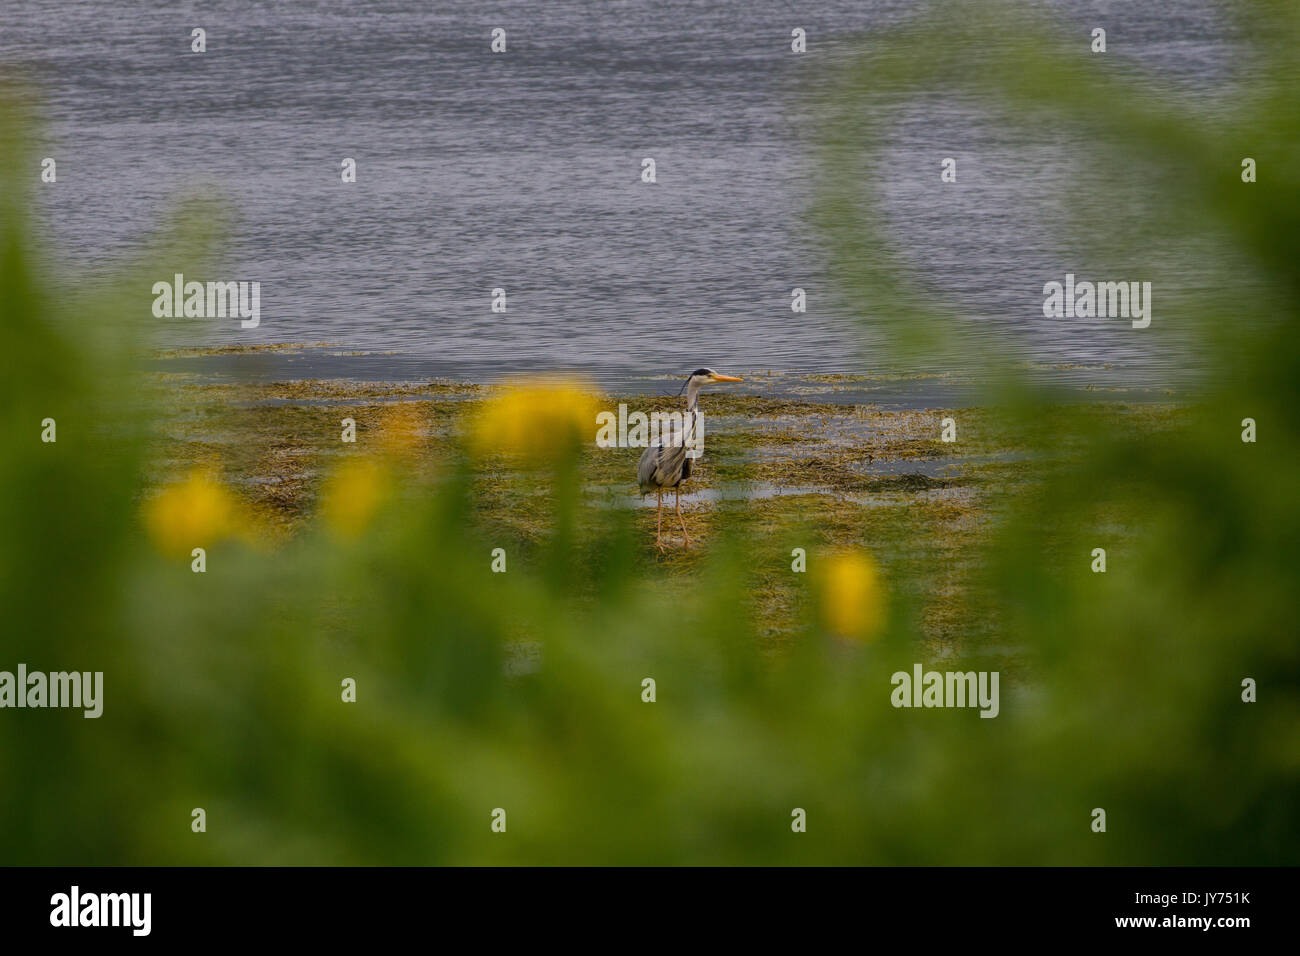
[595,471,983,509]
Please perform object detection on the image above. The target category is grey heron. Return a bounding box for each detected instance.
[637,368,743,549]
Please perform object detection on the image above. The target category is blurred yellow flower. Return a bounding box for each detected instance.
[375,402,425,458]
[819,550,887,643]
[143,467,239,558]
[470,377,601,463]
[319,458,391,539]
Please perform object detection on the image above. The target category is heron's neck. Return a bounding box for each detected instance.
[685,381,702,412]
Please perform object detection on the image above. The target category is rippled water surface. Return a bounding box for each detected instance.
[4,0,1257,384]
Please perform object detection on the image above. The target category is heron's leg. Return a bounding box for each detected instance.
[675,488,692,548]
[656,489,664,550]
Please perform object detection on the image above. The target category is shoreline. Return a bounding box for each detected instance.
[145,343,1183,409]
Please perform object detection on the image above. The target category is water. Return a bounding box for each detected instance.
[5,0,1258,386]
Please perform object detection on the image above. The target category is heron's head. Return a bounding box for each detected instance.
[680,367,743,395]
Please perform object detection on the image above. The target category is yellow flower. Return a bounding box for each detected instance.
[818,550,887,643]
[144,467,239,558]
[470,377,601,463]
[319,458,391,539]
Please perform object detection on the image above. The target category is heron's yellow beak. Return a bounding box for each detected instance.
[710,374,743,382]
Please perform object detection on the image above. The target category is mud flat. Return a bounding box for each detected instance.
[145,346,1185,660]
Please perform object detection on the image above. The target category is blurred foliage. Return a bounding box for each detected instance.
[1,0,1297,864]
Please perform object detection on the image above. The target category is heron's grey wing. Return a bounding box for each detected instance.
[637,439,688,492]
[637,443,659,492]
[653,440,688,488]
